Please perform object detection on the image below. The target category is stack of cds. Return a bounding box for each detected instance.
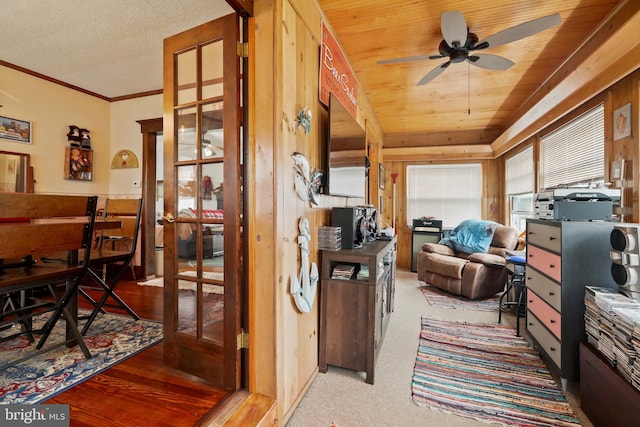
[584,286,640,389]
[318,226,342,251]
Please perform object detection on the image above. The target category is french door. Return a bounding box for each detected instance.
[162,13,242,389]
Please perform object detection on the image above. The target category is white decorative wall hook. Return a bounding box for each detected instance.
[290,217,319,313]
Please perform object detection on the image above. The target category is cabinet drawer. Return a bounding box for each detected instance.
[528,291,561,339]
[526,268,561,311]
[527,245,561,282]
[527,222,561,252]
[527,310,562,369]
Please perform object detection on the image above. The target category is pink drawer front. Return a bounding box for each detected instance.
[527,245,561,282]
[528,291,561,340]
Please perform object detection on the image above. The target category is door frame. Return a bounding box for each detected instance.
[138,118,163,278]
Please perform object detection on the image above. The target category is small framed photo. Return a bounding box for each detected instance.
[611,159,625,181]
[379,163,385,190]
[0,115,32,144]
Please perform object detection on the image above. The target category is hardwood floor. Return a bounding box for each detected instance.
[46,275,232,427]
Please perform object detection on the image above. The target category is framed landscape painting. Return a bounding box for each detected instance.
[0,115,32,144]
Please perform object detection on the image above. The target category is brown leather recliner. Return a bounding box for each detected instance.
[417,223,519,300]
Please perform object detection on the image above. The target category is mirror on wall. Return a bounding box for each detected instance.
[0,150,33,192]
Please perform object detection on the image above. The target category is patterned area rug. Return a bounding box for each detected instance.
[0,311,163,405]
[420,284,499,311]
[412,317,581,426]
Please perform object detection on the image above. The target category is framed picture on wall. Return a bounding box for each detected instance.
[0,115,32,144]
[611,160,625,181]
[613,103,632,140]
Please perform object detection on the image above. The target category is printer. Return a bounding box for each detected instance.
[534,187,621,221]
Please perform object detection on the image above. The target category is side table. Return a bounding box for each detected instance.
[498,255,527,336]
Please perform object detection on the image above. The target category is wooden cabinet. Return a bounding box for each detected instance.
[64,147,93,181]
[580,342,640,426]
[525,219,617,386]
[319,238,396,384]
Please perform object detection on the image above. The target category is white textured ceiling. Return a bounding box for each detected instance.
[0,0,233,98]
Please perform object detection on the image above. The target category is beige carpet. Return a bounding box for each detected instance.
[286,269,592,427]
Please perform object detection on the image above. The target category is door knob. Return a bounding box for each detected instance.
[163,213,175,223]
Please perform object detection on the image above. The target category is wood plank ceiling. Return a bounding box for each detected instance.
[318,0,623,157]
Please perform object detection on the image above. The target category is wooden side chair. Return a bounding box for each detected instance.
[79,198,143,334]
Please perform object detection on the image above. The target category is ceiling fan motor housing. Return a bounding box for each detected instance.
[438,32,479,62]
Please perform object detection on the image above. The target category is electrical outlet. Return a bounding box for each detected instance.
[132,181,141,188]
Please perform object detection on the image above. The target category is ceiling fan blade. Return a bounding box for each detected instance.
[377,54,433,65]
[476,13,561,49]
[441,11,468,48]
[467,54,515,71]
[417,62,450,86]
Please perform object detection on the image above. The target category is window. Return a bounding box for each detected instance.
[540,103,604,189]
[506,146,534,231]
[406,164,481,229]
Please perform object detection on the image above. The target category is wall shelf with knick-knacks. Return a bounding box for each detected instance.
[64,146,93,181]
[64,125,93,180]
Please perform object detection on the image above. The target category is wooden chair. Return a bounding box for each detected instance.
[79,198,143,334]
[0,193,98,370]
[94,199,140,280]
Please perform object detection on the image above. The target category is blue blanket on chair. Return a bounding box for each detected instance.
[439,219,498,254]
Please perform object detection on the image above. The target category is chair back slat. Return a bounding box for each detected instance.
[97,198,143,254]
[0,193,94,219]
[0,223,88,259]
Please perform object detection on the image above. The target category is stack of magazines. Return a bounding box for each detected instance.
[318,226,342,251]
[584,285,640,389]
[331,264,355,280]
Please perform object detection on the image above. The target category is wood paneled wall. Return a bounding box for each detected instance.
[250,0,385,424]
[608,69,640,223]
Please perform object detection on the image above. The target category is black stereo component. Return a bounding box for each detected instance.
[411,218,443,272]
[332,207,371,249]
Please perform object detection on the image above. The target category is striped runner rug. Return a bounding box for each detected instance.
[412,316,581,426]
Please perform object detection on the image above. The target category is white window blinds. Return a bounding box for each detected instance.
[406,164,481,229]
[506,146,534,195]
[540,103,604,189]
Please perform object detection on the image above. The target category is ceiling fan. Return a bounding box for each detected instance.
[377,11,561,86]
